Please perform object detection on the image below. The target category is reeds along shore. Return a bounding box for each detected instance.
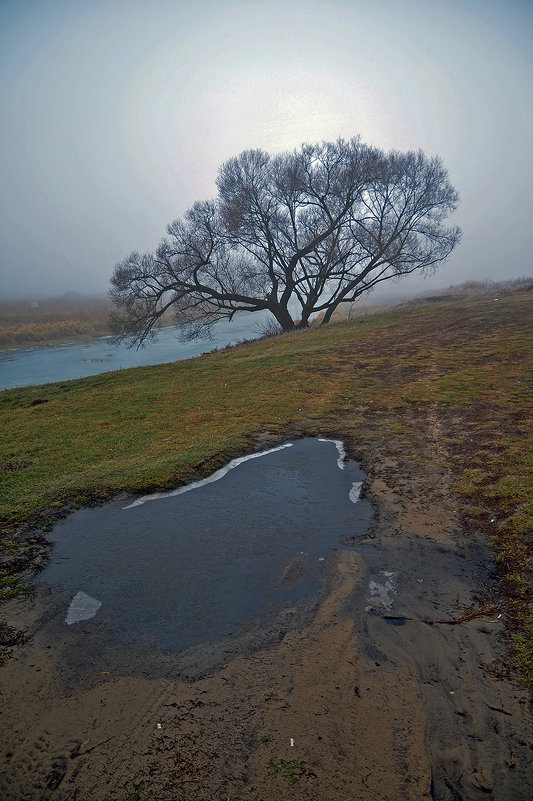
[0,295,182,348]
[0,297,111,348]
[0,319,111,348]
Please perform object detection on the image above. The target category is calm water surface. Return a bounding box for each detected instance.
[0,312,266,390]
[39,439,372,652]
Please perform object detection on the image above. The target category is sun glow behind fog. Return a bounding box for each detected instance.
[115,5,461,194]
[0,0,532,297]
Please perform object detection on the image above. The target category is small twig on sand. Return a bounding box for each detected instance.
[72,734,117,758]
[382,606,499,626]
[426,606,499,625]
[486,703,512,716]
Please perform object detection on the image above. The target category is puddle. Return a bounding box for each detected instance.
[39,438,372,652]
[318,437,346,469]
[9,440,531,801]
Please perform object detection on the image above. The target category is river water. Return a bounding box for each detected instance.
[0,311,266,390]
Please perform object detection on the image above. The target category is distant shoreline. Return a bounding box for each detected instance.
[0,329,113,353]
[1,277,530,351]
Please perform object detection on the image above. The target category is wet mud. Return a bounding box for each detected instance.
[348,532,530,797]
[0,434,531,800]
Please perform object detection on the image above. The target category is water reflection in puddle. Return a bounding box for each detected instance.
[39,438,372,652]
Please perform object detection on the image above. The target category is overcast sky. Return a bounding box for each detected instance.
[1,0,532,299]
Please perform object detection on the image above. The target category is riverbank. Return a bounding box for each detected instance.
[0,313,266,391]
[0,288,531,798]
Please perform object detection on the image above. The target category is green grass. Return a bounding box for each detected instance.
[268,759,307,784]
[1,289,532,678]
[0,570,31,600]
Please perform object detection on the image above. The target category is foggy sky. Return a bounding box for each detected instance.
[1,0,532,299]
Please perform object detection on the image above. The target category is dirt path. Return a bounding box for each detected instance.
[1,422,532,800]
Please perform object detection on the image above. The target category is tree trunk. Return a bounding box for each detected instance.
[271,305,296,332]
[320,303,338,325]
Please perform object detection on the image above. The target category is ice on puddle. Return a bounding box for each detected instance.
[124,443,294,508]
[65,591,102,625]
[318,438,346,469]
[349,481,363,504]
[125,438,359,509]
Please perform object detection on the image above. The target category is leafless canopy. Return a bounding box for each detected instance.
[110,137,461,343]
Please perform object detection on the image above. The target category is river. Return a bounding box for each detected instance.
[0,311,266,391]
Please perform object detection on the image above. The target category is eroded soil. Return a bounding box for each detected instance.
[1,420,532,800]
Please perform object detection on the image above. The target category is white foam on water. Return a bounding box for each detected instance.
[318,438,346,469]
[123,442,294,509]
[65,591,102,625]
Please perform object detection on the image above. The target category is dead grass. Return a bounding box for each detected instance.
[0,296,178,348]
[0,297,112,347]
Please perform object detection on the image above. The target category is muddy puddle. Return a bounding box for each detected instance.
[2,436,532,800]
[38,438,372,662]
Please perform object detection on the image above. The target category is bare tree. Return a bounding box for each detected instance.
[110,137,461,344]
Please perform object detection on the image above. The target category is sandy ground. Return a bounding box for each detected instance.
[1,422,532,800]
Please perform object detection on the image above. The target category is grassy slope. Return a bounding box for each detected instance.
[1,290,532,677]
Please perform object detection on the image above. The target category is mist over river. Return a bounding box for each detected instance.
[0,312,267,390]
